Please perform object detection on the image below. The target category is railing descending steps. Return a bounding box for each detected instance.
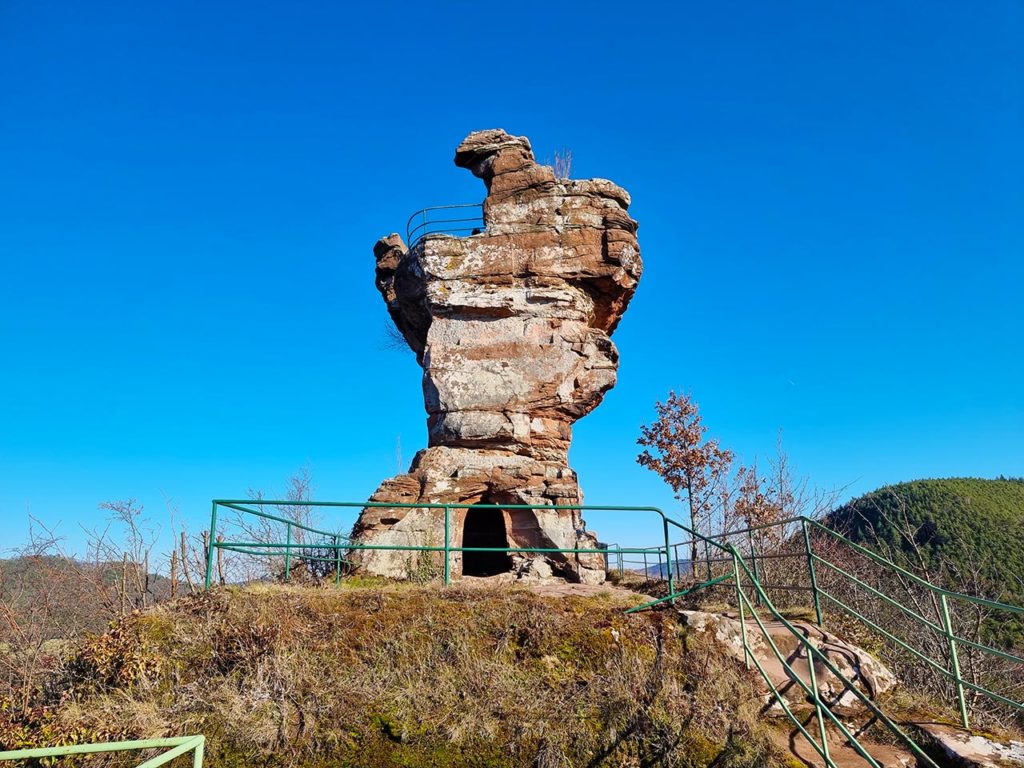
[204,499,1024,768]
[676,518,1021,723]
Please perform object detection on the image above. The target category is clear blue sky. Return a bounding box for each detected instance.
[1,1,1021,555]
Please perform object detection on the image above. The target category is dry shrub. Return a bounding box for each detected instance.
[3,583,788,767]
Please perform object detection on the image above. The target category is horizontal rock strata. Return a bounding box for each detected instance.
[352,130,642,583]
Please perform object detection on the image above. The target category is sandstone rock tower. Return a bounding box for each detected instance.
[351,130,642,583]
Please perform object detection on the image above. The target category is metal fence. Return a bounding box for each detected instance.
[405,203,484,247]
[631,515,1024,731]
[804,518,1024,729]
[204,500,348,586]
[205,500,679,590]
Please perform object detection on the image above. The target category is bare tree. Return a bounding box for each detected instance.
[724,436,843,596]
[733,462,772,530]
[552,148,573,179]
[163,494,205,596]
[0,518,114,708]
[86,499,158,614]
[223,466,340,583]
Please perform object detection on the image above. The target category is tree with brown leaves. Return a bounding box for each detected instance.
[733,463,773,529]
[637,391,733,571]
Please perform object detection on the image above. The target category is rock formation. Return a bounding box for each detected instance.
[678,611,897,711]
[351,129,642,583]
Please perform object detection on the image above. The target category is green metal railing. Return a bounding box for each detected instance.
[0,735,205,767]
[204,499,1024,766]
[205,500,348,586]
[731,554,941,768]
[629,519,946,768]
[595,542,671,582]
[804,517,1024,729]
[645,515,1024,731]
[205,500,680,594]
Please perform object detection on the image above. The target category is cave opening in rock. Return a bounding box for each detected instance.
[462,506,512,576]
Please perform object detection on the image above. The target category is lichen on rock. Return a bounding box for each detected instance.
[352,129,643,583]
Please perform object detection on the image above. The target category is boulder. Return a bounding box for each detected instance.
[678,610,897,712]
[915,723,1024,768]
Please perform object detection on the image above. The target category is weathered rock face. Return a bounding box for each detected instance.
[352,130,642,583]
[679,611,898,711]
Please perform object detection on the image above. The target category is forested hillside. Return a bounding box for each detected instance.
[825,477,1024,604]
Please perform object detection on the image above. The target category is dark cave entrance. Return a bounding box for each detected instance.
[462,506,512,576]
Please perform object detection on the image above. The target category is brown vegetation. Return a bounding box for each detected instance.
[1,583,788,767]
[637,391,734,568]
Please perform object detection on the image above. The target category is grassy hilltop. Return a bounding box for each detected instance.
[1,583,786,768]
[3,477,1021,766]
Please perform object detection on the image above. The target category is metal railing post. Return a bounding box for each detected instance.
[663,518,674,600]
[443,506,451,585]
[732,550,750,670]
[204,502,218,590]
[334,535,341,585]
[940,593,970,728]
[747,529,762,607]
[284,522,292,581]
[804,643,832,766]
[802,518,824,627]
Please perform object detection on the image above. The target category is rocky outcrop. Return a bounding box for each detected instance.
[678,611,897,711]
[915,723,1024,767]
[352,130,642,583]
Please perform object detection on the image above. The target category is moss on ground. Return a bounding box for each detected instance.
[2,582,790,767]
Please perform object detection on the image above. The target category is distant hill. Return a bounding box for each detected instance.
[823,477,1024,605]
[635,560,693,579]
[0,555,171,637]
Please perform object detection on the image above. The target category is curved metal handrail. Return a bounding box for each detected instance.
[405,203,484,247]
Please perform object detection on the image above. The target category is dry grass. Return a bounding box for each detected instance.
[2,582,790,767]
